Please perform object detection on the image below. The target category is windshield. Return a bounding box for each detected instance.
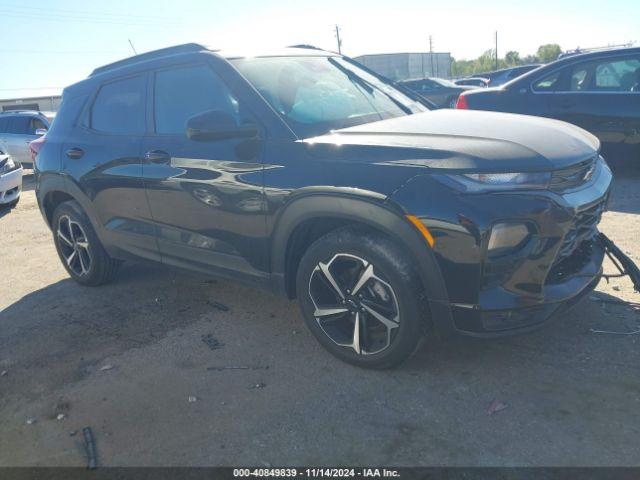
[231,56,426,138]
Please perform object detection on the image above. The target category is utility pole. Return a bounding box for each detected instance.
[429,35,435,77]
[495,31,498,70]
[335,25,342,54]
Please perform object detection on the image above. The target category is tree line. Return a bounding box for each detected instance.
[451,44,562,77]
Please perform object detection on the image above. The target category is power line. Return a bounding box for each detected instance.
[0,49,123,54]
[0,2,173,21]
[0,87,64,91]
[0,8,174,27]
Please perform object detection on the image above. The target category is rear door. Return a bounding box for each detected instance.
[62,74,159,262]
[547,53,640,161]
[141,62,267,280]
[4,116,32,164]
[0,117,8,155]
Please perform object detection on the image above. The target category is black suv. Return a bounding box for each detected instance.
[35,44,615,368]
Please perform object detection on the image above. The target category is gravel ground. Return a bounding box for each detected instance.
[1,165,639,467]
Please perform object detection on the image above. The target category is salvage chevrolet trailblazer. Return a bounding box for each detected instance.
[34,44,638,368]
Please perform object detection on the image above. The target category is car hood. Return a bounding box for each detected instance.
[305,110,599,172]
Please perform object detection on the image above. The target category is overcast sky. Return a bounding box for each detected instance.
[0,0,637,98]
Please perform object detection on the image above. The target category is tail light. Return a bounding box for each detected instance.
[29,135,46,163]
[455,94,469,109]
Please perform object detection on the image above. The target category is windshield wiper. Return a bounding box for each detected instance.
[328,58,412,115]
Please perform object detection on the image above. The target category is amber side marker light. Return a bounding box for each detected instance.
[406,215,435,247]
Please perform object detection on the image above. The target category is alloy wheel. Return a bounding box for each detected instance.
[57,215,92,277]
[308,253,400,355]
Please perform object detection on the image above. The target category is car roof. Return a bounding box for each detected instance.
[89,43,338,78]
[0,110,48,118]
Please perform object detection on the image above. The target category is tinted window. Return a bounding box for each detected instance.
[30,118,47,134]
[595,57,640,91]
[0,118,7,133]
[91,76,146,134]
[570,66,589,91]
[7,116,30,134]
[533,70,561,92]
[565,55,640,93]
[154,64,239,135]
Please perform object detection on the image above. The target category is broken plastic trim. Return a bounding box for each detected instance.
[598,232,640,293]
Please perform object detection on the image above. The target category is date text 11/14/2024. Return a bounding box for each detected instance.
[233,468,401,478]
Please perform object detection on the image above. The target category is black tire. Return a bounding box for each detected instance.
[1,196,19,209]
[296,226,427,369]
[52,200,120,286]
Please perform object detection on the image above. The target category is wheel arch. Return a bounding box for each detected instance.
[38,174,99,233]
[270,191,454,334]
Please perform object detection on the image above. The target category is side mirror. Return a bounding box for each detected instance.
[35,128,48,136]
[186,110,258,142]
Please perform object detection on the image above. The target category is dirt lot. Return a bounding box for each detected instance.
[1,166,640,467]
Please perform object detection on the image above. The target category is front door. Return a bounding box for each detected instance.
[141,62,267,281]
[548,53,640,161]
[3,116,34,164]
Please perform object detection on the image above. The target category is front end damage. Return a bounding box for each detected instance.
[391,155,640,337]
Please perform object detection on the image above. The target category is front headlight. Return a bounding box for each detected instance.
[444,172,551,192]
[0,157,16,174]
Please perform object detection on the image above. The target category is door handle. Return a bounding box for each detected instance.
[65,148,84,160]
[144,150,171,164]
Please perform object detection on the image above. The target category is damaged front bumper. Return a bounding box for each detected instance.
[392,155,640,337]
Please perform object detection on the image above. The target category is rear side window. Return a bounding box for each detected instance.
[7,116,30,134]
[595,57,640,91]
[91,76,146,134]
[153,64,239,135]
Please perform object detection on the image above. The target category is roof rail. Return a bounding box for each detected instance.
[559,43,636,59]
[90,43,208,77]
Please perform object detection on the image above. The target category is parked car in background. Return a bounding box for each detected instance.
[454,77,489,88]
[0,153,22,208]
[457,47,640,162]
[34,43,629,368]
[397,77,475,108]
[0,111,55,167]
[477,64,542,87]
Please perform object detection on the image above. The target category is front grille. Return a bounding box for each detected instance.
[549,157,597,193]
[556,200,605,262]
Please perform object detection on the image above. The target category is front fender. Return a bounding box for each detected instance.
[270,191,455,336]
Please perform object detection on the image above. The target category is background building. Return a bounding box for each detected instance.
[0,91,62,112]
[354,52,453,81]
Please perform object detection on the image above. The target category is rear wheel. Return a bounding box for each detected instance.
[52,201,120,286]
[296,226,427,369]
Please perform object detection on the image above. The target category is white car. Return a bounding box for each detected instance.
[0,154,23,208]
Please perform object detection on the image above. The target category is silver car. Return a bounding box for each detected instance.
[0,110,54,167]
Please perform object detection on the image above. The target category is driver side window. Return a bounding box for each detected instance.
[154,64,241,135]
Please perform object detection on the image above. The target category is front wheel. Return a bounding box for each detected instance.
[52,200,120,286]
[296,226,427,369]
